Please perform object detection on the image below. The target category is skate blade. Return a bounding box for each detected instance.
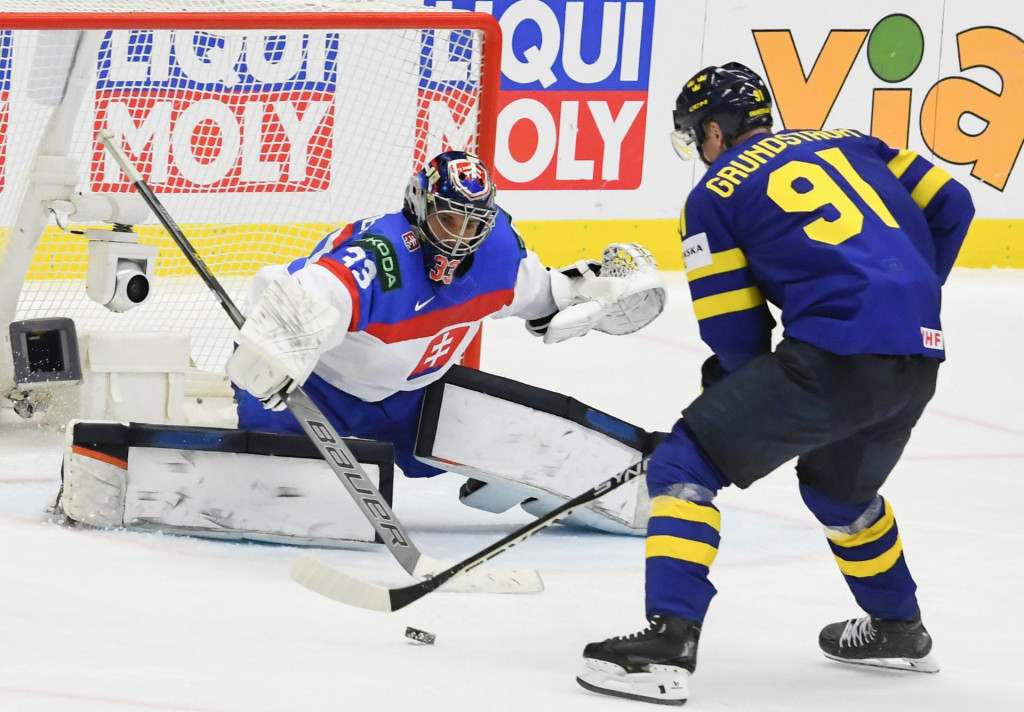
[823,652,940,674]
[576,658,689,706]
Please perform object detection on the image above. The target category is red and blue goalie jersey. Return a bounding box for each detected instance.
[681,128,975,372]
[244,209,557,402]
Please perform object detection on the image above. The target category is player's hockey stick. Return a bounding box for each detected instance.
[290,456,649,612]
[97,129,541,594]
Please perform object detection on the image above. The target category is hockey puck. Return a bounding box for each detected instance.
[405,626,436,645]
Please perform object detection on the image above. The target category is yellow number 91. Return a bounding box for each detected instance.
[766,147,898,245]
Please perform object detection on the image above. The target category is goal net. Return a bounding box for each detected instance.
[0,1,499,402]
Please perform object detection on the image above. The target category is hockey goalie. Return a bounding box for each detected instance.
[58,151,665,546]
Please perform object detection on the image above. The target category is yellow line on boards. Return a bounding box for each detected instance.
[515,218,1024,270]
[12,217,1023,281]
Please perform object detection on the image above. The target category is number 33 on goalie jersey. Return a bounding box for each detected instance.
[245,209,556,402]
[680,129,975,373]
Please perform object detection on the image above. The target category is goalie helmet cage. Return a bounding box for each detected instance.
[0,1,498,400]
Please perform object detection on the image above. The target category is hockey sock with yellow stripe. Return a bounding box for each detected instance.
[801,485,920,620]
[644,494,721,622]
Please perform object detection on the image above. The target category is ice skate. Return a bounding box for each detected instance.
[577,616,700,705]
[819,613,939,673]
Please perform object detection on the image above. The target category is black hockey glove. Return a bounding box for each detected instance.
[700,354,726,391]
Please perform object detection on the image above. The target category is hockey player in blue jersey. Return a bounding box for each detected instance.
[577,63,975,705]
[226,150,666,481]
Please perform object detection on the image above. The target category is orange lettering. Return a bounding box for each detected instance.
[871,88,912,148]
[920,27,1024,190]
[754,29,868,129]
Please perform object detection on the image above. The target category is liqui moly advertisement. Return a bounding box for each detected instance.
[431,0,656,190]
[90,30,338,193]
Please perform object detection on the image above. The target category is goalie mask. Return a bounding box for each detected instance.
[404,151,499,282]
[671,62,773,164]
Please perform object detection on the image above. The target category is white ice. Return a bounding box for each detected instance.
[1,271,1021,711]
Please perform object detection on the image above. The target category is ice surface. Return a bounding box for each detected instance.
[1,270,1021,711]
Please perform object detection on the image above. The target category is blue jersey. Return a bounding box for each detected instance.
[245,208,556,402]
[680,129,975,371]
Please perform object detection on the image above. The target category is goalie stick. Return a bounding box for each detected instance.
[97,130,541,595]
[290,456,649,612]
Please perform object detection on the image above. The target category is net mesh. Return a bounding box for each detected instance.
[0,3,494,377]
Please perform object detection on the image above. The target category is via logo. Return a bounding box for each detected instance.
[754,14,1023,190]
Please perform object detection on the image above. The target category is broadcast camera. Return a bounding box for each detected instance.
[84,225,157,312]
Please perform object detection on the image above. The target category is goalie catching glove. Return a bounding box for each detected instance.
[529,243,667,344]
[226,275,342,410]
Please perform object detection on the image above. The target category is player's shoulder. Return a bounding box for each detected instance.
[315,211,425,295]
[480,206,529,258]
[345,212,416,250]
[682,180,722,229]
[341,212,424,265]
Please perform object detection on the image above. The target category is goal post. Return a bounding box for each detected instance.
[0,3,499,409]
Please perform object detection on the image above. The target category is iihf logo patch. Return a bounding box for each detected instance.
[448,158,490,200]
[920,327,944,351]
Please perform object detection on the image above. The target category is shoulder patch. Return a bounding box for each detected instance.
[681,232,712,272]
[353,235,403,292]
[401,230,421,252]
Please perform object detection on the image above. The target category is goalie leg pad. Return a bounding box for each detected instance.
[417,367,656,534]
[59,421,396,548]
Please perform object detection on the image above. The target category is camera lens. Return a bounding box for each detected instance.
[125,274,150,303]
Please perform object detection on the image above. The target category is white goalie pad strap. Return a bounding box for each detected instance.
[233,274,341,387]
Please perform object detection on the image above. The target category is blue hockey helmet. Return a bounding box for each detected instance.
[671,62,773,162]
[404,151,498,261]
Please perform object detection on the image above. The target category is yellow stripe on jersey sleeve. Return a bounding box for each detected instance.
[911,166,952,210]
[692,287,766,320]
[686,247,749,282]
[887,149,917,179]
